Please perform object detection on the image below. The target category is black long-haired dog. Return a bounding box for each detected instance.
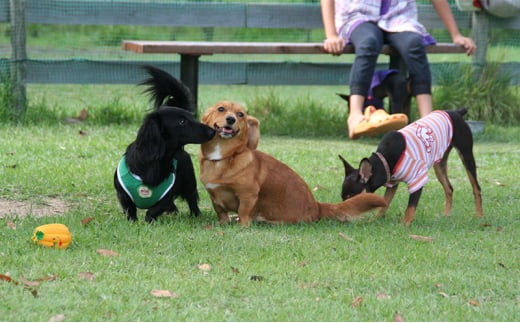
[114,65,215,223]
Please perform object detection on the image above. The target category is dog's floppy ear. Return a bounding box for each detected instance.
[246,116,260,150]
[338,154,357,176]
[358,158,373,184]
[135,113,165,161]
[201,108,213,126]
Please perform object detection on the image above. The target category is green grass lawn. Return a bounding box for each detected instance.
[1,115,519,321]
[1,10,519,321]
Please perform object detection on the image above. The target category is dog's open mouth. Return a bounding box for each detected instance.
[214,124,239,139]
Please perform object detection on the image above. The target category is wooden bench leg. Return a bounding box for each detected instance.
[180,54,200,116]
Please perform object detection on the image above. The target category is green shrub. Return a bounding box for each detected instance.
[0,72,19,122]
[3,92,142,126]
[433,62,520,125]
[246,89,345,137]
[87,97,143,124]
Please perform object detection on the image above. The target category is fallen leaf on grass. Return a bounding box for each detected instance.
[40,275,57,282]
[312,185,325,192]
[96,249,120,257]
[230,266,240,274]
[81,217,94,226]
[439,292,450,298]
[49,314,65,322]
[63,109,88,124]
[77,109,88,121]
[2,274,55,297]
[409,234,433,242]
[19,276,40,287]
[21,275,56,297]
[6,220,16,229]
[0,274,18,285]
[299,283,317,289]
[78,272,95,281]
[468,299,479,306]
[197,264,211,272]
[20,275,57,287]
[351,296,363,308]
[394,313,405,322]
[150,289,179,298]
[339,232,358,243]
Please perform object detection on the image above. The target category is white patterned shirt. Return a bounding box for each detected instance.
[335,0,436,45]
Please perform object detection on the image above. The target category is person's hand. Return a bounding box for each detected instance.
[323,35,345,55]
[453,35,476,56]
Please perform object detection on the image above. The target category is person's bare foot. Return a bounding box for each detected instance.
[347,113,365,139]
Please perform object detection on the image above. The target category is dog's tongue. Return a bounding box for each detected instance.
[222,127,233,135]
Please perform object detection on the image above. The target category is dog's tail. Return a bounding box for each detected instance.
[140,65,195,112]
[317,193,387,222]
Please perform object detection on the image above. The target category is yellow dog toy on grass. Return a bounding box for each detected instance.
[32,223,72,249]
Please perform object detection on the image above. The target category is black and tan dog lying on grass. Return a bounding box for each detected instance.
[339,108,483,227]
[114,65,215,223]
[198,101,387,226]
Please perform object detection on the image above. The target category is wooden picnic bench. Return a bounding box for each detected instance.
[122,40,466,108]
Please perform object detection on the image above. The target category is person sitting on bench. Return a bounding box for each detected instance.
[320,0,476,139]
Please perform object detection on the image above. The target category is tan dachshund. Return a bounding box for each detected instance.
[199,101,387,226]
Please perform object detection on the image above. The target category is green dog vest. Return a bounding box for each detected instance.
[116,156,177,209]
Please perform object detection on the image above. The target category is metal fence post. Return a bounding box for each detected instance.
[10,0,27,118]
[471,10,489,79]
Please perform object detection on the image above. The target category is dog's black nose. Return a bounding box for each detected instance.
[226,116,236,125]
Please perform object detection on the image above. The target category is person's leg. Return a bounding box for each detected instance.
[386,32,432,117]
[347,23,384,138]
[415,94,432,117]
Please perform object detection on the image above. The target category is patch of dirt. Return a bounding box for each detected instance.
[0,198,69,218]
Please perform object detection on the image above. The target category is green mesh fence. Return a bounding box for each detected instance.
[0,0,519,85]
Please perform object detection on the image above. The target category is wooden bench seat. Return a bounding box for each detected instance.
[122,40,466,107]
[122,40,466,55]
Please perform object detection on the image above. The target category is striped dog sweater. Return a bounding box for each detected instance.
[390,110,453,193]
